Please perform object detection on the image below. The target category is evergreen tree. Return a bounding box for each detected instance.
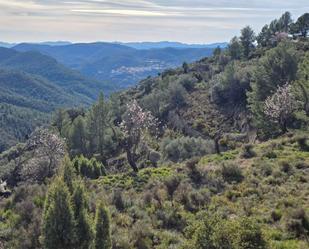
[182,62,189,73]
[72,182,92,249]
[53,108,69,135]
[269,19,279,34]
[213,46,222,57]
[228,36,242,60]
[93,202,112,249]
[42,178,76,249]
[62,156,75,193]
[278,11,292,32]
[86,93,110,161]
[294,52,309,116]
[291,13,309,37]
[240,26,255,59]
[69,115,87,156]
[257,25,272,47]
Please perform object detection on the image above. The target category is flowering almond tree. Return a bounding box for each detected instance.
[22,129,66,182]
[120,100,157,172]
[264,83,296,133]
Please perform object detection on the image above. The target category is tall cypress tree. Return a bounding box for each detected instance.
[86,93,109,158]
[72,182,93,249]
[42,178,76,249]
[93,202,112,249]
[62,156,75,193]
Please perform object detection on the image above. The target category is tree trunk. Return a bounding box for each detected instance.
[126,149,138,172]
[48,158,54,177]
[280,118,288,134]
[214,137,221,154]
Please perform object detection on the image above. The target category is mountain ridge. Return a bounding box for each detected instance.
[13,42,220,88]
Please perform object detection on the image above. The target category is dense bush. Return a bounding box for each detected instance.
[221,163,244,183]
[185,213,267,249]
[211,61,251,106]
[296,136,309,151]
[161,136,215,162]
[73,155,105,179]
[285,208,309,239]
[241,144,257,158]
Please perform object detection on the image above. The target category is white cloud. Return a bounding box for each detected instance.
[0,0,308,43]
[71,8,169,16]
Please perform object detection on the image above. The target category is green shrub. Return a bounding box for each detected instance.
[285,208,309,238]
[259,162,273,177]
[161,136,215,162]
[187,213,266,249]
[264,150,277,159]
[294,161,309,169]
[279,161,293,174]
[241,144,257,159]
[221,163,244,183]
[271,209,282,222]
[155,202,186,230]
[185,157,203,184]
[131,221,154,249]
[296,136,309,151]
[163,175,181,200]
[112,189,126,211]
[73,155,105,179]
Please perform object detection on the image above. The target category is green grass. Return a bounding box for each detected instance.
[198,149,239,164]
[98,166,173,191]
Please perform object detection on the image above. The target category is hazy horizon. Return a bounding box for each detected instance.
[0,40,228,45]
[0,0,309,44]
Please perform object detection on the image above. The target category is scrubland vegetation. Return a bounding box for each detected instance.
[0,11,309,249]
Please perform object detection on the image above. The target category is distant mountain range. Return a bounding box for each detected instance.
[12,42,226,88]
[1,41,227,49]
[118,41,228,50]
[0,42,17,48]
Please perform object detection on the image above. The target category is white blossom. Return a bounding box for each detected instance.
[264,83,296,130]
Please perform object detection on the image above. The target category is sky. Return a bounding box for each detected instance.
[0,0,308,44]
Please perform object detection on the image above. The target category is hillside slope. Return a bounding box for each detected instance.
[1,11,309,249]
[0,47,112,151]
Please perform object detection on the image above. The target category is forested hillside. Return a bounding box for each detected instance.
[0,47,113,151]
[0,11,309,249]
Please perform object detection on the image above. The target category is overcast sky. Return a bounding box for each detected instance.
[0,0,308,44]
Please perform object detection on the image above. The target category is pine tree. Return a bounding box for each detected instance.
[240,26,255,59]
[86,93,110,160]
[257,25,272,47]
[72,182,92,249]
[69,115,87,156]
[42,178,76,249]
[93,202,112,249]
[278,12,292,32]
[228,36,242,60]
